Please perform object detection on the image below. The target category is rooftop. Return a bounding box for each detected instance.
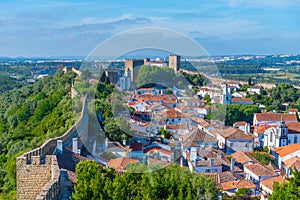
[230,151,255,164]
[108,157,139,171]
[221,180,256,191]
[260,176,285,191]
[274,144,300,157]
[244,163,277,177]
[283,156,300,169]
[255,112,297,122]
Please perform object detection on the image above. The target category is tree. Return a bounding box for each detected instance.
[234,188,252,200]
[71,161,115,200]
[269,169,300,200]
[72,161,220,200]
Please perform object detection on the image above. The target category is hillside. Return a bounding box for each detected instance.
[0,70,81,199]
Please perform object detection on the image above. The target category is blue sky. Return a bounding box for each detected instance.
[0,0,299,57]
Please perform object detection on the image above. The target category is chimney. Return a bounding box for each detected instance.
[231,158,235,173]
[57,140,63,154]
[104,138,108,149]
[180,156,183,167]
[92,140,97,155]
[72,137,78,154]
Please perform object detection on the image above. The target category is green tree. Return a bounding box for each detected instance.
[269,169,300,200]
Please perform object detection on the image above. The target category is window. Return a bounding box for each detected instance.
[229,143,233,148]
[245,143,249,147]
[294,136,297,144]
[270,131,273,143]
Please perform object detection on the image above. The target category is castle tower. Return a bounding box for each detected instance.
[124,59,144,82]
[168,55,180,73]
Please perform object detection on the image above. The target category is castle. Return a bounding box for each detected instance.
[124,55,181,82]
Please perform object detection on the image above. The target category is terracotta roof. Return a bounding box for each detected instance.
[128,101,138,106]
[108,157,139,171]
[165,109,183,118]
[219,171,236,183]
[230,151,254,164]
[274,144,300,157]
[192,118,211,128]
[255,113,297,122]
[260,176,285,191]
[197,158,223,166]
[244,163,277,177]
[231,97,253,103]
[221,180,256,191]
[166,123,188,130]
[254,124,276,134]
[147,157,171,166]
[204,173,220,183]
[197,147,225,160]
[204,171,236,185]
[289,108,299,112]
[143,146,172,156]
[193,129,218,143]
[283,156,300,169]
[233,121,247,126]
[286,122,300,134]
[213,127,254,140]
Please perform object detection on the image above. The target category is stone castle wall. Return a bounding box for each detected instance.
[16,95,88,200]
[17,155,60,200]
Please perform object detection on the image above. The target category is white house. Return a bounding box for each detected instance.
[247,85,261,94]
[272,144,300,172]
[210,127,254,154]
[244,163,278,187]
[260,176,285,200]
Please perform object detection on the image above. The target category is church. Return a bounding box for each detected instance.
[263,120,300,149]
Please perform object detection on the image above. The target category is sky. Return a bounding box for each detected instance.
[0,0,299,57]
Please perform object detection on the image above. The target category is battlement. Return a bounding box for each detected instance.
[16,95,88,200]
[17,155,60,200]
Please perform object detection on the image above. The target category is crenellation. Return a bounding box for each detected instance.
[17,96,87,200]
[31,156,41,165]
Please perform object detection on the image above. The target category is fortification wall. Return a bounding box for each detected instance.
[17,155,60,200]
[16,95,88,200]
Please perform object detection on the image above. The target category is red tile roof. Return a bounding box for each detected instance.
[289,108,299,113]
[143,146,172,156]
[221,180,256,191]
[244,163,277,177]
[283,156,300,169]
[274,144,300,157]
[108,157,139,171]
[255,113,297,122]
[230,151,254,164]
[260,176,285,191]
[286,122,300,134]
[254,124,276,134]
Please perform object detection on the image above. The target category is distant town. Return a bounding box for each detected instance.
[12,53,300,199]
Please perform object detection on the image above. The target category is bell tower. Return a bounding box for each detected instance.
[275,117,288,147]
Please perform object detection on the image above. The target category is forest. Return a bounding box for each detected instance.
[0,70,81,199]
[71,160,220,200]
